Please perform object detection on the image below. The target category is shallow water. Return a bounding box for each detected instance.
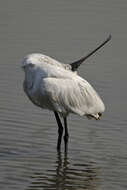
[0,0,127,189]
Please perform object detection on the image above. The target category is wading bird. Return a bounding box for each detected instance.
[22,35,111,152]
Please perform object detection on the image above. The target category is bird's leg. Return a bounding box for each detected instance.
[64,117,69,152]
[54,111,63,151]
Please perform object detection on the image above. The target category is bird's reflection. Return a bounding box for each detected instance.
[27,151,101,190]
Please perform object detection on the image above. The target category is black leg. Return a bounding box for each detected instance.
[64,117,69,152]
[54,111,63,151]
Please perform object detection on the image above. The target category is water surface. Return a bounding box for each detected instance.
[0,0,127,189]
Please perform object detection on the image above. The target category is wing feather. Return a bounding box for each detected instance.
[40,77,105,117]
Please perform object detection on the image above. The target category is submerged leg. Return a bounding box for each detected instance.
[54,111,63,151]
[64,117,69,152]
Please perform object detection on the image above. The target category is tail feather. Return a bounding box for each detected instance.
[86,112,102,120]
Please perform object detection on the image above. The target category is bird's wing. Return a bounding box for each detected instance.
[40,77,105,117]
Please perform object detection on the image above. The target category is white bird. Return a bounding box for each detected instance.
[21,35,111,151]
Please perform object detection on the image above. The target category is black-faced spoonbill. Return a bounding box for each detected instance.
[22,35,111,152]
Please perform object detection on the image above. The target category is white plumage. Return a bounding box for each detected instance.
[22,53,105,120]
[21,35,111,151]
